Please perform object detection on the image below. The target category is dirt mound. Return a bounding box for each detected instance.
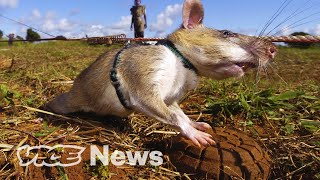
[167,127,271,180]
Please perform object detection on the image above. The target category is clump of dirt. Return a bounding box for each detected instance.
[167,127,271,180]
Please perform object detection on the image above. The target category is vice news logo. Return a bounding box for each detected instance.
[17,145,163,167]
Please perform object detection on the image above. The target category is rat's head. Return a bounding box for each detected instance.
[134,0,141,6]
[168,0,277,79]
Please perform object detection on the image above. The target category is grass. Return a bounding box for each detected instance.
[0,42,319,179]
[204,81,319,134]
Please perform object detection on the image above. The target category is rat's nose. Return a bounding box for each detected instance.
[268,46,277,59]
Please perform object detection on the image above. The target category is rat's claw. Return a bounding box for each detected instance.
[189,137,202,148]
[181,126,216,147]
[198,130,216,145]
[204,135,216,145]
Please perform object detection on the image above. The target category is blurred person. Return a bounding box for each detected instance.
[7,33,14,46]
[130,0,147,38]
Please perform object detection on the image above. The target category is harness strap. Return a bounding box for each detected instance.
[110,41,197,110]
[157,40,197,73]
[110,45,132,110]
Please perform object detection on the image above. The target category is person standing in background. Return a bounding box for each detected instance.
[130,0,147,38]
[7,33,14,46]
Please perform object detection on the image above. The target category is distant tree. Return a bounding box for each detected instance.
[26,28,40,42]
[55,35,67,40]
[16,36,24,40]
[0,30,3,39]
[285,32,314,48]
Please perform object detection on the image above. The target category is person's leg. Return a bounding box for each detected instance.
[134,29,138,38]
[134,28,144,38]
[138,31,144,38]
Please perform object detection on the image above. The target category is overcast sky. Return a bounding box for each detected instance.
[0,0,319,39]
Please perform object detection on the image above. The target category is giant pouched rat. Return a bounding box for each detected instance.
[47,0,277,147]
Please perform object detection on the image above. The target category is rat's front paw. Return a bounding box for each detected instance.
[181,126,215,148]
[192,121,212,132]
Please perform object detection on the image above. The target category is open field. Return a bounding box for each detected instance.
[0,41,319,179]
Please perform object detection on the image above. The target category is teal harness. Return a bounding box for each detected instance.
[156,40,197,72]
[110,40,197,109]
[110,46,131,109]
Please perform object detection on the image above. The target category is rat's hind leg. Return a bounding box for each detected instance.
[46,92,83,114]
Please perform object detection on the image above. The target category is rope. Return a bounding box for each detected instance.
[261,35,320,43]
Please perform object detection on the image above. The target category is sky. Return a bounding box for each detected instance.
[0,0,319,39]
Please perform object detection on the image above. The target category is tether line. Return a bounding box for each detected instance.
[0,14,55,37]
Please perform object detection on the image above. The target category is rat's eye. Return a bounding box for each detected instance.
[220,30,235,38]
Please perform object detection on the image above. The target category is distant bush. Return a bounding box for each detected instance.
[26,28,40,42]
[55,35,67,40]
[285,32,315,49]
[0,30,3,39]
[16,35,24,40]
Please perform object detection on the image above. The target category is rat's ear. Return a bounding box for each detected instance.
[182,0,204,29]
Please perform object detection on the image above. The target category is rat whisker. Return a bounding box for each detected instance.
[255,48,267,53]
[267,63,288,85]
[259,0,290,36]
[253,48,268,56]
[262,65,271,81]
[259,0,294,37]
[265,0,315,36]
[254,57,262,85]
[272,15,320,36]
